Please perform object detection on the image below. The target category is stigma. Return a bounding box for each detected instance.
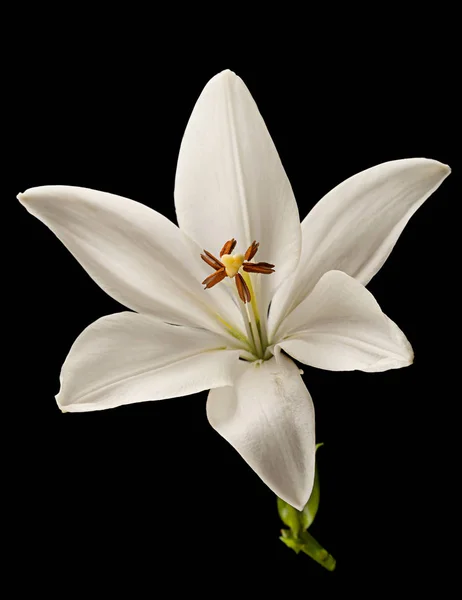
[200,238,275,303]
[221,253,245,278]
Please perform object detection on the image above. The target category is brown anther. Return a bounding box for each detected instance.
[200,253,221,271]
[235,273,251,303]
[242,262,275,274]
[202,268,226,289]
[201,250,224,270]
[201,239,275,303]
[245,240,259,261]
[253,261,275,268]
[220,238,237,257]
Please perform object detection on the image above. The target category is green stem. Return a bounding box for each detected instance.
[298,531,336,571]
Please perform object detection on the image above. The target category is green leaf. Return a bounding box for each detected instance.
[277,497,301,537]
[300,443,323,530]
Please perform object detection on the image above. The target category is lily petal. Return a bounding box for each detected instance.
[277,270,413,372]
[57,312,240,412]
[174,70,301,319]
[18,185,241,334]
[269,158,450,338]
[207,353,315,510]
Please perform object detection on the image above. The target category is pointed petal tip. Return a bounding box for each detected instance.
[404,351,414,368]
[217,68,237,78]
[364,344,414,373]
[395,327,414,367]
[386,157,451,180]
[17,187,39,201]
[17,186,55,205]
[290,499,308,512]
[428,158,451,176]
[280,484,313,511]
[206,69,239,88]
[413,157,451,179]
[440,161,451,174]
[55,396,68,413]
[406,340,415,365]
[17,189,36,210]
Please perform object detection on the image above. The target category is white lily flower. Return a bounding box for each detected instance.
[18,70,450,510]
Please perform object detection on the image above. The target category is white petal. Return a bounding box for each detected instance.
[57,312,240,412]
[269,158,450,338]
[207,353,315,510]
[18,185,242,335]
[277,270,413,372]
[174,70,301,319]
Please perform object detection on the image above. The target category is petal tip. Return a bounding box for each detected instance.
[389,325,414,369]
[286,486,313,511]
[398,331,414,367]
[217,68,237,78]
[291,499,307,512]
[404,348,414,367]
[17,187,42,206]
[425,158,451,178]
[433,159,451,176]
[278,474,315,512]
[55,392,66,412]
[205,69,240,90]
[442,163,451,176]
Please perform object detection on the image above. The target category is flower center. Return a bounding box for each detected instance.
[200,239,275,361]
[200,238,275,303]
[221,253,245,278]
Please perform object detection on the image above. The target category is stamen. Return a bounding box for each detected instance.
[202,268,226,289]
[220,238,237,257]
[203,250,224,269]
[235,273,251,303]
[201,239,275,305]
[243,262,275,274]
[201,253,221,271]
[253,261,274,268]
[245,240,259,261]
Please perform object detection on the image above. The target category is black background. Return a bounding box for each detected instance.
[10,15,460,593]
